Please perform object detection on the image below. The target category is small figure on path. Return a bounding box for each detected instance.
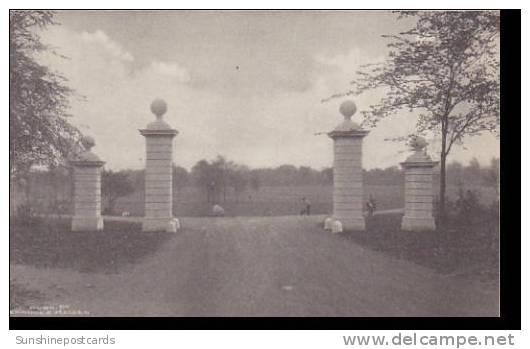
[212,204,225,217]
[366,195,376,217]
[300,197,311,216]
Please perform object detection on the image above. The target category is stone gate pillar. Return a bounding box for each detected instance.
[140,99,179,232]
[71,136,105,231]
[400,137,438,231]
[328,100,369,231]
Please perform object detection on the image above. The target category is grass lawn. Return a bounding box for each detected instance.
[10,218,173,274]
[10,212,499,281]
[338,212,499,284]
[10,282,46,311]
[115,184,496,217]
[13,183,497,218]
[10,217,175,310]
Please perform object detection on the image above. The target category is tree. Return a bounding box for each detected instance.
[446,161,464,186]
[191,156,249,203]
[211,156,230,202]
[191,159,217,202]
[249,170,261,192]
[364,166,403,185]
[275,165,298,185]
[101,170,135,214]
[467,157,482,180]
[227,164,249,202]
[10,10,82,180]
[320,167,333,185]
[329,11,499,224]
[298,166,313,185]
[172,165,189,194]
[484,157,499,197]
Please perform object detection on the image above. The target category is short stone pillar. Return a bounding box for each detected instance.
[328,100,369,231]
[140,99,179,232]
[400,136,438,231]
[71,136,105,231]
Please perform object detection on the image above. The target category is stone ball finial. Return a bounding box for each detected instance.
[150,98,167,119]
[408,135,428,152]
[339,100,357,120]
[81,135,95,151]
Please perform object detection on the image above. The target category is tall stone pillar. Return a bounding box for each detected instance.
[328,100,369,231]
[71,136,105,232]
[400,136,438,231]
[140,99,179,232]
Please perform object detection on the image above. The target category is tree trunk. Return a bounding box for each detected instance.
[439,152,447,224]
[438,129,448,227]
[24,171,32,209]
[69,166,74,214]
[51,166,58,213]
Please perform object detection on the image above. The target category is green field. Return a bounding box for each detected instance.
[113,184,497,217]
[11,178,497,217]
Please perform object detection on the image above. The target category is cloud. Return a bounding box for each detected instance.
[37,28,197,169]
[149,61,190,83]
[80,30,134,62]
[36,24,498,171]
[316,49,364,72]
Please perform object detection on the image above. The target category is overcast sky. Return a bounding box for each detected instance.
[37,10,499,170]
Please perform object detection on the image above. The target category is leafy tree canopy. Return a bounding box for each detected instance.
[326,10,500,221]
[10,10,82,179]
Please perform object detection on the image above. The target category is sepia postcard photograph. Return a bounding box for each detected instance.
[8,9,519,330]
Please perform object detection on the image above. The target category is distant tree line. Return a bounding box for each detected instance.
[11,156,499,213]
[121,156,499,204]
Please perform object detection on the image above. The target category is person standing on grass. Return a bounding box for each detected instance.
[300,197,311,216]
[366,195,376,217]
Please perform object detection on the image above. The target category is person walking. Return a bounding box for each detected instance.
[300,197,311,216]
[366,195,376,217]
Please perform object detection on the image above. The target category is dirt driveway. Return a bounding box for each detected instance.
[10,215,498,317]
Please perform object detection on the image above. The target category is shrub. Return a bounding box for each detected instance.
[453,188,485,224]
[12,204,45,227]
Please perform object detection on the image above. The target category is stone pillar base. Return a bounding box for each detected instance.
[143,218,179,233]
[401,216,435,231]
[337,216,365,231]
[71,216,103,232]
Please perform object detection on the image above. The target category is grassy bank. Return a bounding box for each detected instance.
[339,211,499,284]
[10,218,173,274]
